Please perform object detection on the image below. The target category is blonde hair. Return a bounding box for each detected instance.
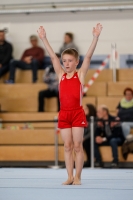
[61,48,79,60]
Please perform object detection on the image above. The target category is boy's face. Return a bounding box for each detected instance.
[62,54,79,73]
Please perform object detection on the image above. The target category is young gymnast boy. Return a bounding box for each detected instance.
[37,23,102,185]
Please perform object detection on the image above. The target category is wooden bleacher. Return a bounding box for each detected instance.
[117,69,133,82]
[97,97,122,112]
[0,113,60,162]
[0,68,133,84]
[0,68,133,166]
[0,84,97,112]
[0,97,59,112]
[0,70,44,83]
[99,146,133,162]
[0,112,57,128]
[86,82,107,96]
[85,69,113,83]
[107,82,133,96]
[0,69,113,84]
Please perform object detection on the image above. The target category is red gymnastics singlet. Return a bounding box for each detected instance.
[59,72,83,111]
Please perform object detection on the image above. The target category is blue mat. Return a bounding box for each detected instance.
[0,168,133,200]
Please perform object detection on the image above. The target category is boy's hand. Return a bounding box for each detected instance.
[37,26,46,40]
[93,23,102,38]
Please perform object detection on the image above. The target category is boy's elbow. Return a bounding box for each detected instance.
[51,55,56,61]
[88,54,92,60]
[84,56,91,64]
[51,55,59,63]
[85,55,91,62]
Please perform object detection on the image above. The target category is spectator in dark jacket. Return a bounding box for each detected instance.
[116,87,133,139]
[5,35,44,83]
[83,104,97,167]
[95,105,125,168]
[0,29,13,78]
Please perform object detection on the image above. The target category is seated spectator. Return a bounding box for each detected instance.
[5,35,44,83]
[59,32,78,54]
[0,29,13,78]
[117,87,133,139]
[95,105,125,168]
[38,53,60,112]
[83,104,97,167]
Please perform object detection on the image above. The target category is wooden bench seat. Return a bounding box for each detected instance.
[0,82,106,98]
[0,97,58,112]
[86,82,107,96]
[0,112,58,128]
[15,70,44,83]
[0,146,55,161]
[0,84,47,98]
[0,69,113,84]
[99,146,133,162]
[58,146,133,162]
[117,69,133,82]
[107,82,133,96]
[0,129,55,145]
[82,97,96,107]
[0,145,132,162]
[0,96,96,112]
[97,97,122,112]
[0,129,133,162]
[0,70,44,83]
[1,69,133,84]
[85,69,113,83]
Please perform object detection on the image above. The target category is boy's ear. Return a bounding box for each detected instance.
[76,59,79,66]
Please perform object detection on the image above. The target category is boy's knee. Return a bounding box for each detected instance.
[74,142,82,153]
[64,143,73,152]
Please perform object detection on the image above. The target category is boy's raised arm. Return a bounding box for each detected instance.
[79,23,102,79]
[37,26,64,78]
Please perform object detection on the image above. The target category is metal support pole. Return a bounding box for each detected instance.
[54,116,58,167]
[49,116,61,169]
[111,43,117,82]
[90,116,94,169]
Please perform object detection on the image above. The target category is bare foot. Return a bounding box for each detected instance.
[72,177,81,185]
[62,177,74,185]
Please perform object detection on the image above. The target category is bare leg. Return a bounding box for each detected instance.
[60,128,74,185]
[72,127,84,185]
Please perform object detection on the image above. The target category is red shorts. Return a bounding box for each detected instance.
[58,107,87,129]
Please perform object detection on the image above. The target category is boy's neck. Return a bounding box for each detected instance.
[66,71,76,79]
